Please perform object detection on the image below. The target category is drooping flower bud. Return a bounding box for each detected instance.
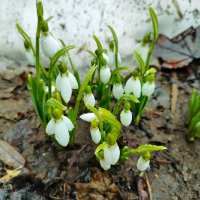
[125,76,141,98]
[142,74,155,97]
[83,85,95,107]
[136,153,150,172]
[120,102,132,126]
[100,66,111,84]
[100,159,111,170]
[90,121,101,144]
[25,49,35,66]
[80,113,98,122]
[134,42,149,63]
[104,143,120,165]
[41,32,61,58]
[112,75,124,99]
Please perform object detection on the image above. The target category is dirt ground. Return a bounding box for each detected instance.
[0,64,199,200]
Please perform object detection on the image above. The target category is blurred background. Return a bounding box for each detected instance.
[0,0,200,75]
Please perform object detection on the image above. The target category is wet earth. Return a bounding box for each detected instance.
[0,64,200,200]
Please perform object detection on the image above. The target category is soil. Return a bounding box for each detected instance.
[0,64,200,200]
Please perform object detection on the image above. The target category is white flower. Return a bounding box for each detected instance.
[100,159,111,170]
[142,82,155,97]
[56,74,72,103]
[25,49,35,65]
[90,127,101,144]
[80,113,98,122]
[102,53,110,65]
[45,115,74,147]
[125,77,141,98]
[104,143,120,165]
[113,83,124,99]
[68,72,78,89]
[100,66,111,84]
[83,93,95,108]
[135,43,149,63]
[41,32,61,58]
[136,156,150,172]
[120,109,132,126]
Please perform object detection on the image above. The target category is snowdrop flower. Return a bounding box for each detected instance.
[41,32,61,58]
[90,121,101,144]
[40,20,61,58]
[104,143,120,165]
[80,113,98,122]
[100,159,111,170]
[100,66,111,84]
[25,49,35,66]
[56,73,72,103]
[83,86,95,108]
[136,156,150,172]
[113,82,124,99]
[45,109,74,147]
[142,81,155,97]
[125,76,141,98]
[120,102,132,126]
[68,72,78,89]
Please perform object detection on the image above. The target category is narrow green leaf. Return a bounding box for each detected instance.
[93,35,103,50]
[133,50,146,74]
[130,144,166,154]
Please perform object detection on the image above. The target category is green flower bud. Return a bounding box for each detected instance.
[58,62,68,74]
[116,74,121,83]
[101,57,107,66]
[40,20,49,33]
[52,108,63,120]
[124,102,130,111]
[146,74,154,83]
[85,85,92,94]
[109,40,114,51]
[143,151,151,161]
[132,68,139,78]
[142,32,151,44]
[91,120,98,129]
[24,40,30,50]
[91,59,96,66]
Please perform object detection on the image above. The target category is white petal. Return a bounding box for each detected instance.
[136,156,150,172]
[55,120,70,146]
[60,75,72,103]
[132,78,141,98]
[100,159,111,170]
[45,85,56,93]
[142,82,155,97]
[68,72,78,89]
[125,77,134,94]
[25,50,35,66]
[102,53,110,66]
[104,143,120,165]
[83,93,95,107]
[56,74,62,92]
[46,118,55,135]
[80,113,98,122]
[125,77,141,98]
[41,33,61,58]
[120,110,132,127]
[108,52,115,66]
[90,127,101,144]
[100,66,111,84]
[63,116,74,131]
[113,83,124,99]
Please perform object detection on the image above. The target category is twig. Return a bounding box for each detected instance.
[171,72,178,118]
[145,173,153,200]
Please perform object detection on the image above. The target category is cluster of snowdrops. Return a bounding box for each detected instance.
[17,0,166,173]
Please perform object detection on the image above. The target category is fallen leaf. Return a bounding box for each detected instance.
[75,167,120,200]
[0,140,25,168]
[137,176,148,200]
[155,26,200,69]
[0,166,22,184]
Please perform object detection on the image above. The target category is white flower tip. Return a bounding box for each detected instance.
[136,156,150,172]
[104,143,120,165]
[100,159,111,170]
[80,113,97,122]
[90,127,101,144]
[120,110,132,127]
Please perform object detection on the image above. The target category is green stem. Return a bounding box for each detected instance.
[36,23,41,83]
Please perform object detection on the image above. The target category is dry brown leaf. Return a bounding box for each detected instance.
[75,167,120,200]
[0,166,22,184]
[0,140,25,168]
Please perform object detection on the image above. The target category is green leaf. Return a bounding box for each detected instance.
[113,94,139,115]
[133,50,146,74]
[50,45,76,68]
[46,98,66,111]
[148,7,158,40]
[95,142,106,155]
[130,144,166,154]
[86,50,97,58]
[112,66,129,74]
[93,35,103,50]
